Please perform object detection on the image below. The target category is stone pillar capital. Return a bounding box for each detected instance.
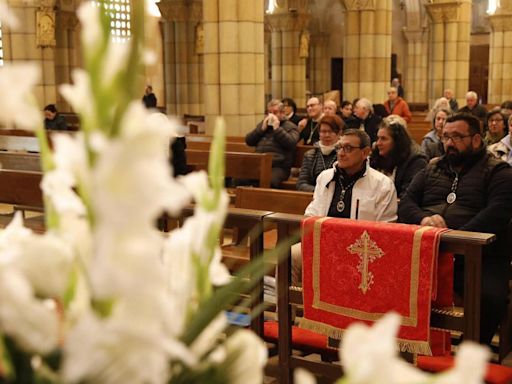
[488,13,512,32]
[265,12,310,32]
[402,27,427,43]
[58,10,78,30]
[157,0,202,22]
[341,0,376,11]
[425,1,462,23]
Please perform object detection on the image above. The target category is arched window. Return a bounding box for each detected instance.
[92,0,131,43]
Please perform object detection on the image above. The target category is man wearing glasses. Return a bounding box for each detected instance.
[399,113,512,346]
[292,129,397,284]
[298,97,323,145]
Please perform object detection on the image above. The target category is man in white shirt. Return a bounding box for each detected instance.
[292,129,397,284]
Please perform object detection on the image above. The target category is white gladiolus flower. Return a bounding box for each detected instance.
[76,2,102,52]
[0,1,19,29]
[435,342,489,384]
[0,268,59,354]
[42,170,87,218]
[190,314,227,358]
[51,132,90,191]
[0,63,41,130]
[59,69,95,122]
[341,312,429,383]
[62,310,196,384]
[294,368,317,384]
[223,329,267,384]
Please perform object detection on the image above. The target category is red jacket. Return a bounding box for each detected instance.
[384,97,412,123]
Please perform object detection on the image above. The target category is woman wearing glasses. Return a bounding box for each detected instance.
[484,108,508,146]
[297,115,344,192]
[488,114,512,166]
[371,115,428,197]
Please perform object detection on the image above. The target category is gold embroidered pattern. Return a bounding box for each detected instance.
[346,230,384,294]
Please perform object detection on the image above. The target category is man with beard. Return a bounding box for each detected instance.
[399,113,512,346]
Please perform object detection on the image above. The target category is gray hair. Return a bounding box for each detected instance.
[267,99,284,112]
[356,98,374,114]
[466,91,478,100]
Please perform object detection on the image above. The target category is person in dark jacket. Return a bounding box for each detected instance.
[298,97,323,145]
[282,97,302,126]
[421,107,450,160]
[399,113,512,346]
[245,99,300,188]
[44,104,67,130]
[370,115,427,197]
[345,98,382,144]
[297,115,345,192]
[142,85,157,109]
[459,91,487,125]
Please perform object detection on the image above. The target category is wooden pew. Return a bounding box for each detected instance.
[186,133,246,143]
[281,144,315,190]
[187,140,255,153]
[408,120,432,145]
[0,151,41,171]
[235,187,312,215]
[185,149,273,188]
[266,212,495,383]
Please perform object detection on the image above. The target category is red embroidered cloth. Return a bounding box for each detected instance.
[300,217,450,355]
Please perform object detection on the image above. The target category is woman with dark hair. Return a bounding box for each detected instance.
[421,108,450,160]
[44,104,67,130]
[484,108,508,146]
[371,115,427,197]
[282,97,302,126]
[297,114,345,192]
[340,100,353,121]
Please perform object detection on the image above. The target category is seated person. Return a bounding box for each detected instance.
[383,87,412,123]
[488,114,512,165]
[345,98,382,143]
[399,113,512,346]
[292,129,398,284]
[323,100,338,117]
[340,100,353,122]
[483,108,507,146]
[421,108,450,160]
[282,97,302,126]
[371,115,428,197]
[44,104,67,130]
[298,97,323,145]
[297,115,344,192]
[245,99,299,188]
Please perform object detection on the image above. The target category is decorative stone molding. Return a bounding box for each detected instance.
[425,1,461,23]
[341,0,375,11]
[265,12,310,32]
[58,10,78,30]
[157,0,202,22]
[488,14,512,32]
[36,9,56,47]
[402,27,427,43]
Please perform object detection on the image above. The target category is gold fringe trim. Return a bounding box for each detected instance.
[299,318,433,356]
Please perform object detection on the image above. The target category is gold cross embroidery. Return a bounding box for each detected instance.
[346,230,385,294]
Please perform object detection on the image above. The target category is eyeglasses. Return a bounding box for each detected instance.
[489,118,504,124]
[336,144,363,153]
[306,103,319,108]
[441,134,475,143]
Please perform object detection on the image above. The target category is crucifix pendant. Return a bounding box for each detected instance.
[336,200,345,212]
[446,192,456,204]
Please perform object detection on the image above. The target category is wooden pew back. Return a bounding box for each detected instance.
[187,140,255,153]
[265,212,495,383]
[0,152,41,171]
[185,149,273,188]
[0,169,43,207]
[235,187,312,215]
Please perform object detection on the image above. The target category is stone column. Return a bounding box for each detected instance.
[266,5,310,108]
[55,10,79,111]
[488,0,512,103]
[403,28,428,104]
[309,33,329,95]
[425,0,471,107]
[202,0,265,135]
[341,0,392,103]
[158,0,203,116]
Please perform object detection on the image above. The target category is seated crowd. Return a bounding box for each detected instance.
[241,91,512,348]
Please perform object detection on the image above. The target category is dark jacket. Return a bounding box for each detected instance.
[399,148,512,262]
[459,104,487,123]
[44,114,67,130]
[296,148,337,192]
[371,144,427,197]
[142,93,157,108]
[345,113,382,143]
[299,118,321,145]
[449,98,459,112]
[245,119,299,169]
[288,113,302,126]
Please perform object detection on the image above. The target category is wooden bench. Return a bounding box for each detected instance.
[266,212,495,383]
[235,187,312,215]
[186,133,246,143]
[408,120,432,145]
[60,112,80,131]
[281,144,315,190]
[0,151,41,171]
[187,140,255,153]
[185,149,273,188]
